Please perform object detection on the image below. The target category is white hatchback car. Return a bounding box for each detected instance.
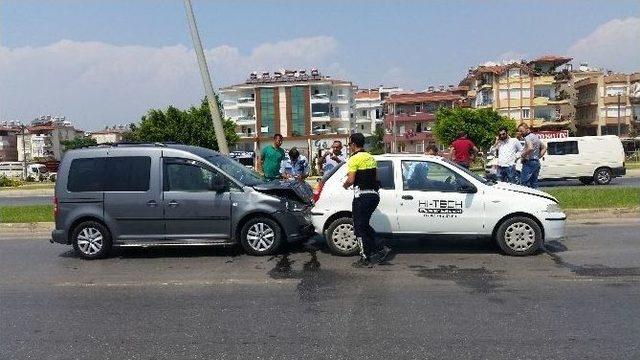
[311,154,566,256]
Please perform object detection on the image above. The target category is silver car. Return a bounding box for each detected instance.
[51,143,314,259]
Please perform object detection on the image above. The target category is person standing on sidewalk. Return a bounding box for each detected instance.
[489,127,523,183]
[518,123,547,188]
[450,131,478,169]
[343,133,389,267]
[258,134,285,182]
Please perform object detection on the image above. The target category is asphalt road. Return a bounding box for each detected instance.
[1,220,639,359]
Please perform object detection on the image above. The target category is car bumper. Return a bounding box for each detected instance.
[51,229,67,244]
[274,211,316,242]
[542,214,566,241]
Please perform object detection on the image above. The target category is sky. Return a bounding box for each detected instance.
[0,0,639,131]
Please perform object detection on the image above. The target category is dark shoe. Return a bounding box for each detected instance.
[370,246,391,264]
[352,257,373,268]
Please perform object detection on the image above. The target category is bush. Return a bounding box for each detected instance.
[0,175,24,187]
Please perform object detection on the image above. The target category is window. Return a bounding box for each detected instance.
[522,88,531,98]
[67,157,151,192]
[67,158,106,192]
[105,157,150,191]
[377,161,394,190]
[259,88,275,136]
[361,110,367,117]
[534,87,552,98]
[415,105,421,113]
[424,103,437,113]
[547,141,579,155]
[163,158,230,192]
[401,161,463,192]
[499,89,509,100]
[509,88,521,99]
[508,68,520,78]
[605,86,626,96]
[522,108,530,119]
[290,87,306,136]
[375,109,381,119]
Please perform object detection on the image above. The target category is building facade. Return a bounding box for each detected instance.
[90,126,127,144]
[219,69,355,158]
[461,56,574,130]
[0,124,20,162]
[354,86,404,136]
[383,89,468,153]
[17,116,84,162]
[575,72,640,136]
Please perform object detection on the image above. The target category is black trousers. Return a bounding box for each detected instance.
[352,193,380,258]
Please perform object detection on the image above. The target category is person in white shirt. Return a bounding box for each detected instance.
[322,140,347,173]
[489,127,523,183]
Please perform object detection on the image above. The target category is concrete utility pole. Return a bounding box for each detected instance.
[617,93,622,137]
[183,0,229,154]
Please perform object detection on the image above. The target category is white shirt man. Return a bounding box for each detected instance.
[489,129,523,183]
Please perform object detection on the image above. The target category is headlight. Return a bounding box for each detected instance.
[285,201,306,212]
[544,203,562,213]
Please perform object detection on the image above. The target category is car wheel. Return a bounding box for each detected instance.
[71,221,112,260]
[325,217,359,256]
[495,216,542,256]
[240,217,282,256]
[579,177,594,185]
[594,167,612,185]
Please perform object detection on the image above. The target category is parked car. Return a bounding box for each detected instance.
[485,135,626,185]
[51,143,314,259]
[0,162,50,181]
[312,154,566,256]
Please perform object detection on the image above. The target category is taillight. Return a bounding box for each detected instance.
[313,182,324,203]
[53,196,59,217]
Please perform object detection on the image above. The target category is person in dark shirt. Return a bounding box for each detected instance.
[449,131,478,169]
[343,133,390,267]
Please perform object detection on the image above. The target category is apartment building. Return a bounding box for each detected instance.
[354,86,404,136]
[90,126,127,144]
[575,72,640,136]
[461,56,574,130]
[219,69,355,158]
[0,123,20,161]
[383,87,468,153]
[17,116,84,161]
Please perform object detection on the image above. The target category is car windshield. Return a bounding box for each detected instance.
[205,154,265,186]
[442,158,492,185]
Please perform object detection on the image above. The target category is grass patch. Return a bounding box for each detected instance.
[0,205,54,223]
[626,161,640,170]
[545,187,640,209]
[0,182,55,191]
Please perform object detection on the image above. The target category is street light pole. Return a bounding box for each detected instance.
[21,124,27,179]
[617,93,621,136]
[183,0,229,154]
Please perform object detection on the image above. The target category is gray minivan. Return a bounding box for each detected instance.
[51,143,315,259]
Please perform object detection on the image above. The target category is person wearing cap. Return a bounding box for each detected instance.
[343,133,389,267]
[280,147,310,181]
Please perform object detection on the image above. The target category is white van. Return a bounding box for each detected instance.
[312,155,566,257]
[486,136,626,185]
[0,162,50,181]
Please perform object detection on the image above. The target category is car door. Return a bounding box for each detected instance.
[103,154,165,241]
[371,160,398,233]
[162,157,233,241]
[543,140,580,178]
[396,160,484,234]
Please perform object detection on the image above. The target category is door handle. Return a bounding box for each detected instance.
[146,200,158,207]
[168,200,179,207]
[402,195,413,200]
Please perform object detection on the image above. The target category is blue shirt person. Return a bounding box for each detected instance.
[280,147,310,181]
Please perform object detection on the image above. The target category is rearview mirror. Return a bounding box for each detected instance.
[208,176,229,192]
[457,181,477,194]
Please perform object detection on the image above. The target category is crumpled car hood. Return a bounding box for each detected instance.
[253,180,314,204]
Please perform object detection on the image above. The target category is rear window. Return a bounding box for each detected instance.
[547,141,578,155]
[67,156,150,192]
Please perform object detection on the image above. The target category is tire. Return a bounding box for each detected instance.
[495,216,543,256]
[71,221,112,260]
[325,217,359,256]
[594,167,612,185]
[579,177,594,185]
[240,216,283,256]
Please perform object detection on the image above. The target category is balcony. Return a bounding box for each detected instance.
[311,112,330,122]
[356,117,371,124]
[383,132,432,143]
[234,117,256,126]
[235,132,255,138]
[311,94,330,103]
[332,94,349,104]
[385,112,436,123]
[237,97,255,108]
[604,95,628,105]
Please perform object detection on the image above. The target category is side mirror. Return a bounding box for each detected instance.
[457,181,477,194]
[208,176,229,192]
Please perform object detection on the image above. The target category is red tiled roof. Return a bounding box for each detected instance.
[386,92,462,104]
[529,55,572,65]
[355,90,380,100]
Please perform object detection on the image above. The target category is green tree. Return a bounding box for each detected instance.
[61,136,97,150]
[129,98,239,150]
[368,127,386,155]
[433,107,517,150]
